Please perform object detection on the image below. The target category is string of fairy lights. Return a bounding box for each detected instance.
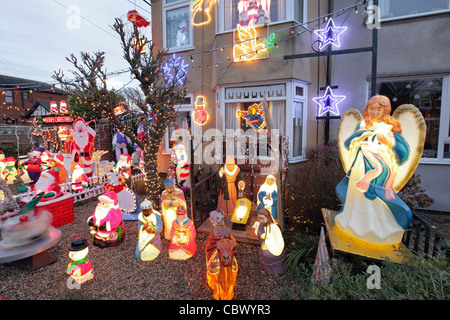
[0,1,366,95]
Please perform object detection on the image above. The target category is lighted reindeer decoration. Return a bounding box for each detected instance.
[205,210,238,300]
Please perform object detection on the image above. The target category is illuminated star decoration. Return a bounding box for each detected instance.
[162,54,189,87]
[313,86,346,117]
[314,18,347,50]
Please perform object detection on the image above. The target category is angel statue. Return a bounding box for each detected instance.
[335,95,426,245]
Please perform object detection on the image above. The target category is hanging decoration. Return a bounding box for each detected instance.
[233,21,268,62]
[162,54,189,87]
[236,101,266,132]
[132,35,147,52]
[192,0,216,27]
[314,17,347,50]
[60,100,68,114]
[50,101,58,114]
[192,95,211,126]
[127,9,150,28]
[312,86,346,117]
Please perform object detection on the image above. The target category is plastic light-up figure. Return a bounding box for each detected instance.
[313,86,346,117]
[314,17,347,50]
[67,238,94,285]
[335,95,426,245]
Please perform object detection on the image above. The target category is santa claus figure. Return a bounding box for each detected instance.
[112,129,132,163]
[113,154,132,188]
[71,164,88,192]
[17,170,63,201]
[70,117,96,177]
[87,191,125,248]
[169,142,190,189]
[238,0,270,27]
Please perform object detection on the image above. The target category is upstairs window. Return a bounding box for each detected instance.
[379,0,450,20]
[163,0,194,52]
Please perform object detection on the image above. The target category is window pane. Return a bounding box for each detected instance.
[376,78,443,158]
[444,143,450,158]
[225,0,287,30]
[5,90,13,103]
[380,0,449,19]
[292,101,303,157]
[166,6,191,49]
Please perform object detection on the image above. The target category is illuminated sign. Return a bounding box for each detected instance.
[314,18,347,50]
[312,86,346,117]
[43,116,73,123]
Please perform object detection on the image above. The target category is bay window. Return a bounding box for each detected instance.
[375,75,450,162]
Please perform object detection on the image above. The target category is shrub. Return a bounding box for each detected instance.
[284,141,345,234]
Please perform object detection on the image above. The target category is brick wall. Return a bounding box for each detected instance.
[30,193,75,228]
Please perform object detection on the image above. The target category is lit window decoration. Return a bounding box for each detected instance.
[192,95,211,126]
[59,100,68,114]
[192,0,216,27]
[236,102,266,132]
[162,54,189,87]
[312,86,346,117]
[233,21,267,62]
[314,18,347,50]
[50,101,58,114]
[237,0,271,28]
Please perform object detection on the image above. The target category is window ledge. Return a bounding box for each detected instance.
[419,159,450,165]
[167,46,195,54]
[380,9,450,24]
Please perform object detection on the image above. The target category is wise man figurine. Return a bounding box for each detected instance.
[135,199,163,261]
[216,157,245,215]
[169,206,197,260]
[161,178,187,240]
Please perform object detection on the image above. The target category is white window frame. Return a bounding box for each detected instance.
[162,0,194,53]
[379,0,450,22]
[215,0,307,34]
[369,75,450,164]
[216,79,308,163]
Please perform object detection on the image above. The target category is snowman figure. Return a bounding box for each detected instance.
[67,238,94,285]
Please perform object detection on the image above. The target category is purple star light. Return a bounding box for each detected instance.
[313,86,346,117]
[314,18,347,50]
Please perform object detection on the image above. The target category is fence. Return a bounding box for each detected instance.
[11,172,146,205]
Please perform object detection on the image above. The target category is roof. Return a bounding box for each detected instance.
[22,99,52,118]
[0,74,64,94]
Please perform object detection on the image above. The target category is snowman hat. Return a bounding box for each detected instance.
[68,238,89,251]
[98,191,119,209]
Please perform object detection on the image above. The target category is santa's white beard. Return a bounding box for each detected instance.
[94,205,111,221]
[35,178,53,194]
[74,132,88,148]
[72,169,84,180]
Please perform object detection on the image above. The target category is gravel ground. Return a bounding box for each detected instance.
[0,195,296,300]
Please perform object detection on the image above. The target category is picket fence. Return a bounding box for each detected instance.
[12,172,146,205]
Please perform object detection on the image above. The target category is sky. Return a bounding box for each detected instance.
[0,0,152,90]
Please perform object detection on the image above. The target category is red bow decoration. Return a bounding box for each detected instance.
[127,10,150,28]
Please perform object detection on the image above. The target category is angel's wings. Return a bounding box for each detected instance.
[337,104,426,192]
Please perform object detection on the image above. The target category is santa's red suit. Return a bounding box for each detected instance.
[19,170,62,202]
[70,117,96,176]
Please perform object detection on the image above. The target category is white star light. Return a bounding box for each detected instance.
[313,86,346,117]
[314,18,347,50]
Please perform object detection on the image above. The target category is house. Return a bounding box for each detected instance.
[150,0,450,212]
